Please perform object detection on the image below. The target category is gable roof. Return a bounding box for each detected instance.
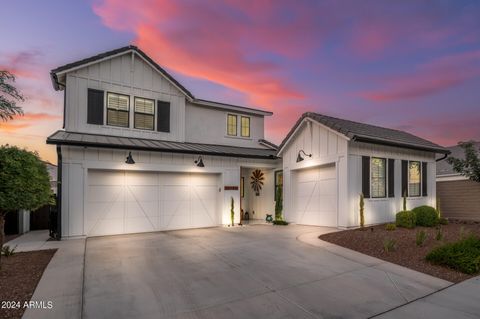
[47,130,278,160]
[50,45,272,116]
[437,142,480,176]
[278,112,449,154]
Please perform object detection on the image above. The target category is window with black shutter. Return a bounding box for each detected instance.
[134,97,155,130]
[87,89,104,125]
[401,160,408,197]
[422,162,428,196]
[362,156,370,198]
[388,159,395,197]
[157,101,170,132]
[107,92,130,127]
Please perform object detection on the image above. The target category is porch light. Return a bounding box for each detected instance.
[125,152,135,164]
[195,156,205,167]
[296,150,312,163]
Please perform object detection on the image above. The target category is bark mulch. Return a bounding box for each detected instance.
[320,220,480,283]
[0,249,57,319]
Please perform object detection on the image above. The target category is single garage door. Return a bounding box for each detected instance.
[293,164,337,227]
[85,170,220,236]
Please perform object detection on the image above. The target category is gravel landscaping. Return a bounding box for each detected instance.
[0,249,57,319]
[320,220,480,283]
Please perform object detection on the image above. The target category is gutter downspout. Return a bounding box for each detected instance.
[56,145,62,240]
[436,153,449,162]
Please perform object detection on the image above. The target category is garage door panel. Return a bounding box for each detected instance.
[90,219,124,236]
[125,171,158,185]
[89,170,124,185]
[297,181,316,197]
[126,185,158,201]
[88,185,123,203]
[125,217,155,233]
[161,173,190,185]
[319,180,336,195]
[164,185,190,201]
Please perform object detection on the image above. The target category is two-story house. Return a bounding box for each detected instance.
[47,46,449,238]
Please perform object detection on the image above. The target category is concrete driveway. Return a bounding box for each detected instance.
[83,225,450,319]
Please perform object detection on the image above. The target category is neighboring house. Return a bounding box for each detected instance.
[46,46,449,238]
[277,113,449,227]
[436,142,480,221]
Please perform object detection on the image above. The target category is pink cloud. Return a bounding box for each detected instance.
[0,112,62,132]
[0,50,43,79]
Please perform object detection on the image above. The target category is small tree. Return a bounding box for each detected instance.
[230,197,235,226]
[436,197,441,218]
[0,146,51,266]
[274,186,283,221]
[403,191,407,211]
[447,141,480,183]
[0,70,24,121]
[359,193,365,228]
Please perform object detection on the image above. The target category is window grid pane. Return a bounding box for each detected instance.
[135,97,154,114]
[134,113,154,130]
[241,116,250,137]
[107,93,129,111]
[227,114,237,136]
[107,109,129,127]
[409,161,421,196]
[371,158,386,198]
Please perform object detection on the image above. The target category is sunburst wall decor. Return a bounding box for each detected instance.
[250,169,264,196]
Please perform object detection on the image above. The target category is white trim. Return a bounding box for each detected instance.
[436,174,468,182]
[192,99,272,116]
[277,118,350,155]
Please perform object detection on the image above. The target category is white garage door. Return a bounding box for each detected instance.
[85,170,220,236]
[293,164,337,227]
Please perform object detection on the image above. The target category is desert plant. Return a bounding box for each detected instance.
[1,245,16,257]
[230,197,234,226]
[383,238,396,252]
[416,230,427,246]
[385,223,396,231]
[402,191,407,211]
[439,217,449,225]
[436,198,441,218]
[359,193,365,228]
[436,227,444,241]
[274,186,283,221]
[426,235,480,274]
[396,210,416,228]
[412,206,439,227]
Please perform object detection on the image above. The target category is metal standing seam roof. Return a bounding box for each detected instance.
[46,131,279,160]
[278,112,450,154]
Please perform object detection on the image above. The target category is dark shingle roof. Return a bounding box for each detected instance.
[47,131,278,160]
[278,112,449,154]
[258,139,278,150]
[437,142,480,176]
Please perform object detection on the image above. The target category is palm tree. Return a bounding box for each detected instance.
[0,70,24,121]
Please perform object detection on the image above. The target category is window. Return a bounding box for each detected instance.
[408,161,421,197]
[227,114,237,136]
[275,170,283,196]
[107,92,129,127]
[134,97,155,130]
[241,116,250,137]
[371,157,386,198]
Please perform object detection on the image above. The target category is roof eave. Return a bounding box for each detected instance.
[192,99,273,116]
[352,136,450,154]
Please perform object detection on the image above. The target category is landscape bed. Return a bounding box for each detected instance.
[0,249,57,319]
[319,220,480,283]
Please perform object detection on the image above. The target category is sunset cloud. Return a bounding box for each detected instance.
[0,112,62,132]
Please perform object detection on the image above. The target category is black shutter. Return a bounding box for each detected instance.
[362,156,370,198]
[401,160,408,197]
[157,101,170,132]
[87,89,104,125]
[422,162,428,197]
[388,159,395,198]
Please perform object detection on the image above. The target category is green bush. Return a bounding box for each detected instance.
[416,230,427,246]
[412,206,439,227]
[1,245,16,257]
[272,220,289,225]
[383,238,396,252]
[436,227,444,241]
[426,235,480,274]
[385,223,396,231]
[396,210,416,228]
[439,217,449,225]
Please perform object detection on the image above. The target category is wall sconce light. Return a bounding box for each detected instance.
[125,152,135,164]
[296,150,312,163]
[194,155,205,167]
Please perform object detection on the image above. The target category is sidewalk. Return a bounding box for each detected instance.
[5,230,51,252]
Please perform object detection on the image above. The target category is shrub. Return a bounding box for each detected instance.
[383,238,396,252]
[412,206,439,227]
[439,217,449,225]
[359,193,365,228]
[396,210,416,228]
[1,245,16,257]
[436,227,443,241]
[426,235,480,274]
[385,223,396,231]
[416,230,427,246]
[272,220,289,225]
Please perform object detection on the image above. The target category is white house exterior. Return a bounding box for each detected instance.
[47,46,449,238]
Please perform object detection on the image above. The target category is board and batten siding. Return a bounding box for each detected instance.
[60,145,280,237]
[348,142,436,227]
[185,102,267,148]
[64,52,186,142]
[281,120,348,226]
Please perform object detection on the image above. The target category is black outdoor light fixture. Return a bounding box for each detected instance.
[125,152,135,164]
[195,155,205,167]
[296,150,312,163]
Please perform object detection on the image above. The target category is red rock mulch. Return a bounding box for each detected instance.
[0,249,57,319]
[319,220,480,283]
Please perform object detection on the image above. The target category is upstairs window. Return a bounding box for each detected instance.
[241,116,250,137]
[107,92,129,127]
[371,157,386,198]
[134,97,155,130]
[227,114,237,136]
[408,161,421,197]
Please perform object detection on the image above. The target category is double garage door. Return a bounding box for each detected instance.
[293,164,337,227]
[85,170,220,236]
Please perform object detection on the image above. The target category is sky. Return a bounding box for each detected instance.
[1,0,480,164]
